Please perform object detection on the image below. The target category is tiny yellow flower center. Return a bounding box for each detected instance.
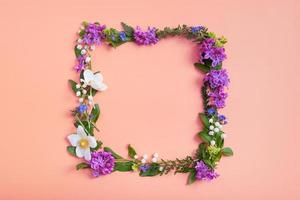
[79,139,89,149]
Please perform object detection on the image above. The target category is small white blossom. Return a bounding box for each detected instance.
[88,96,93,101]
[151,157,158,163]
[215,122,220,127]
[153,153,159,158]
[209,131,214,136]
[141,159,146,164]
[209,125,214,130]
[210,140,216,146]
[76,91,81,96]
[76,45,82,50]
[85,56,91,63]
[75,84,81,89]
[142,154,148,159]
[209,118,214,123]
[82,89,87,94]
[79,98,84,103]
[81,49,87,55]
[134,155,138,159]
[159,166,164,171]
[77,38,83,43]
[214,127,219,133]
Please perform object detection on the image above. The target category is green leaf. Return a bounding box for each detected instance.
[67,146,76,156]
[199,113,209,128]
[68,80,78,94]
[194,63,210,73]
[76,162,90,170]
[196,142,208,160]
[74,46,81,58]
[77,121,94,136]
[187,170,197,185]
[214,63,222,70]
[128,144,137,159]
[222,147,234,156]
[139,164,160,177]
[103,147,123,159]
[91,104,100,123]
[114,161,133,172]
[198,130,212,143]
[91,140,102,151]
[121,22,134,37]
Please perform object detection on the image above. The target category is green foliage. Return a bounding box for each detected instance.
[76,162,90,170]
[68,80,78,94]
[114,161,133,172]
[104,28,126,47]
[74,46,81,58]
[121,22,134,38]
[139,164,160,177]
[187,170,197,184]
[222,147,233,156]
[75,120,94,136]
[127,144,137,159]
[91,104,100,123]
[103,147,123,159]
[199,113,209,128]
[67,146,76,156]
[194,62,210,73]
[198,130,212,143]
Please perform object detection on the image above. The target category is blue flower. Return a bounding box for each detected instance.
[77,104,88,114]
[139,165,150,172]
[206,108,216,115]
[111,35,115,41]
[119,31,126,41]
[191,26,203,33]
[218,114,227,124]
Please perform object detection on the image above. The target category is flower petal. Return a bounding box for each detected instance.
[75,146,85,158]
[77,125,87,138]
[98,83,108,91]
[83,69,94,84]
[67,134,80,146]
[84,148,91,161]
[91,81,107,91]
[93,72,104,82]
[87,136,97,148]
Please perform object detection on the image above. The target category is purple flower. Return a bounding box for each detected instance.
[133,26,159,45]
[139,165,150,172]
[89,151,115,177]
[204,69,229,89]
[191,26,204,33]
[206,108,216,115]
[199,38,227,67]
[82,23,106,45]
[218,114,227,124]
[77,104,88,114]
[119,31,126,41]
[208,88,228,108]
[195,161,218,181]
[75,56,86,72]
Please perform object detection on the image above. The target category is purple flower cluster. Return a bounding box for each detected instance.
[89,151,115,177]
[83,23,106,45]
[195,161,218,181]
[199,38,226,67]
[77,104,88,114]
[191,26,204,33]
[75,55,86,72]
[133,26,159,45]
[204,69,229,109]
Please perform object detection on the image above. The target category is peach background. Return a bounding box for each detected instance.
[0,0,299,199]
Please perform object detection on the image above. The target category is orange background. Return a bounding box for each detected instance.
[0,0,299,199]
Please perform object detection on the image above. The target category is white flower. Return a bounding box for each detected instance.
[83,69,108,91]
[85,56,91,63]
[153,153,159,158]
[159,166,164,171]
[75,84,81,89]
[76,91,81,96]
[81,49,87,55]
[76,45,82,50]
[209,118,214,123]
[215,122,220,127]
[67,125,97,161]
[151,157,158,163]
[88,95,93,101]
[141,159,146,164]
[210,140,216,146]
[209,131,214,136]
[134,155,138,159]
[77,38,83,44]
[214,127,219,133]
[209,125,214,130]
[142,154,148,159]
[82,89,87,94]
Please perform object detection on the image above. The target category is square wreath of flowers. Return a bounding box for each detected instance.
[67,22,233,185]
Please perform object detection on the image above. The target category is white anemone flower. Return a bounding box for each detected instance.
[67,125,97,160]
[83,69,108,92]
